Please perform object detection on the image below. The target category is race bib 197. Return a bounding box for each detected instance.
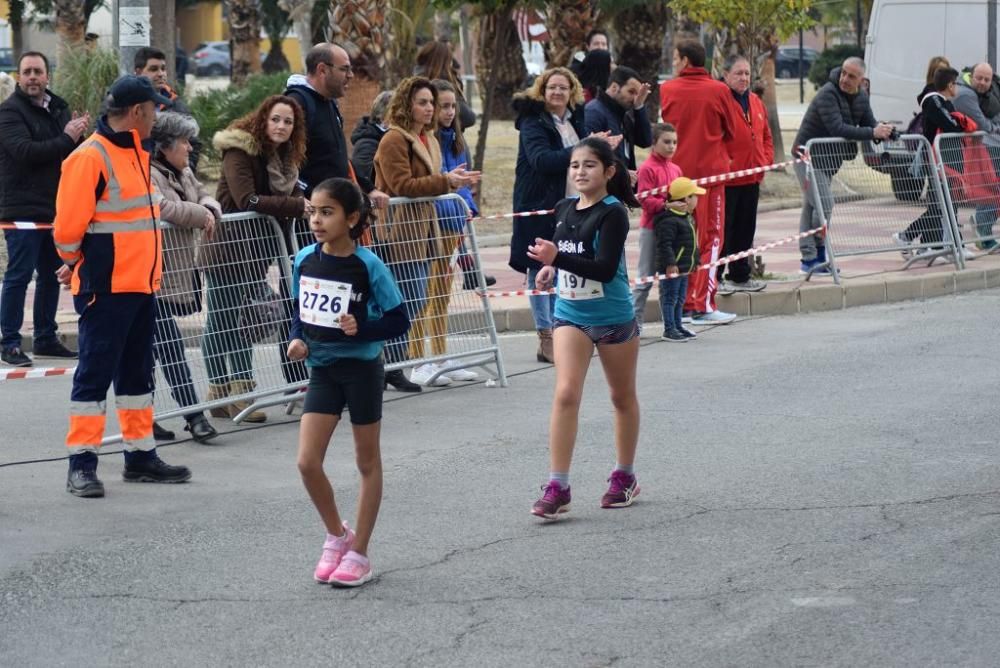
[299,277,352,329]
[557,271,604,300]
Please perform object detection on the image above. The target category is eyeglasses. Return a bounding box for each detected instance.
[323,62,352,74]
[545,84,570,92]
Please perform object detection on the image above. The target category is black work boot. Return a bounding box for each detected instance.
[122,450,192,483]
[384,369,421,393]
[152,421,176,441]
[66,452,105,498]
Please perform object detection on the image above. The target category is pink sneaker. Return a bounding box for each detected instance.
[330,550,373,587]
[313,522,355,583]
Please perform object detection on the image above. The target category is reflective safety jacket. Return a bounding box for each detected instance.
[54,117,162,295]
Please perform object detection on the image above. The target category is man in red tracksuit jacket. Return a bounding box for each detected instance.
[660,37,737,324]
[719,54,773,293]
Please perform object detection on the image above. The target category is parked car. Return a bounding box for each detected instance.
[192,41,231,77]
[192,41,267,77]
[775,46,820,79]
[0,48,14,72]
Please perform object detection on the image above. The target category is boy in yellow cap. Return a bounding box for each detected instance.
[654,177,705,342]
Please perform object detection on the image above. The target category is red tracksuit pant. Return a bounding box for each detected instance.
[684,184,725,314]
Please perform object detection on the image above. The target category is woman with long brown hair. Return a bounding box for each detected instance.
[203,94,308,421]
[373,76,479,391]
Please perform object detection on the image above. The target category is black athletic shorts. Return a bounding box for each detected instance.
[302,357,385,425]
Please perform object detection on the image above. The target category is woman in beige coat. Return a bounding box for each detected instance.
[149,112,221,443]
[373,76,479,391]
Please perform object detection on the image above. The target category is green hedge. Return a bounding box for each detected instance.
[189,71,291,160]
[808,44,865,89]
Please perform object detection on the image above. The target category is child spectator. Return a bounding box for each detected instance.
[632,123,683,327]
[655,177,703,342]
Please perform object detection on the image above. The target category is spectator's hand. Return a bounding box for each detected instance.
[369,189,390,210]
[665,264,679,278]
[534,265,556,291]
[629,169,638,187]
[56,264,72,285]
[588,131,624,151]
[302,199,313,218]
[63,113,89,142]
[202,209,216,236]
[287,338,308,361]
[339,313,358,336]
[634,82,652,109]
[527,237,557,265]
[446,163,481,189]
[666,199,687,213]
[873,123,894,140]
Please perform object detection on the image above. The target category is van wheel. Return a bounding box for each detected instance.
[890,172,925,202]
[779,67,792,79]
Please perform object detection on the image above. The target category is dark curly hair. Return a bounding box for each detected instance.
[229,94,307,168]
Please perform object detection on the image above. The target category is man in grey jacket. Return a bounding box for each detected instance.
[793,57,894,273]
[953,63,1000,248]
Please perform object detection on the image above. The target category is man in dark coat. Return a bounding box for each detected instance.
[793,57,894,272]
[0,51,86,366]
[584,65,653,177]
[285,42,388,207]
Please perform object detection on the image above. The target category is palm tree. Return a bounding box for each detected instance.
[608,2,671,116]
[261,0,292,73]
[52,0,87,49]
[474,5,525,122]
[278,0,317,71]
[228,0,263,84]
[544,0,596,68]
[327,0,391,144]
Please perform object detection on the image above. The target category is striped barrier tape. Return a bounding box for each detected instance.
[5,157,809,231]
[469,157,806,223]
[0,222,54,230]
[0,365,76,381]
[480,226,825,298]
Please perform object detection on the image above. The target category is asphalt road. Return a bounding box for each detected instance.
[2,291,999,667]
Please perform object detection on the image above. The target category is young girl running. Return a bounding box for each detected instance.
[526,137,642,520]
[288,178,410,587]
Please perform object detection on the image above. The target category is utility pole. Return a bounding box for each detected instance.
[113,0,151,76]
[989,0,997,71]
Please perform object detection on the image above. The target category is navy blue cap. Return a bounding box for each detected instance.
[108,75,171,107]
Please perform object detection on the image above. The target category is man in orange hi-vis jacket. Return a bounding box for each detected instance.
[54,75,191,498]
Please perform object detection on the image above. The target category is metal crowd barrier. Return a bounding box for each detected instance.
[150,212,301,424]
[291,193,507,388]
[802,134,964,284]
[142,196,506,435]
[933,131,1000,255]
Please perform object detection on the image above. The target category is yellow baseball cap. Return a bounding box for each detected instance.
[668,177,707,200]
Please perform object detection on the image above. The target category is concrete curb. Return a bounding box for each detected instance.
[489,265,1000,333]
[20,266,1000,351]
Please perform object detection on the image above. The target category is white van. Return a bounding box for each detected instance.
[866,0,1000,126]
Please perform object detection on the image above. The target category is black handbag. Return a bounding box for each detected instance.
[237,283,284,344]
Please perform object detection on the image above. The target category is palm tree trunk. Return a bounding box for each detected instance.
[278,0,315,72]
[53,0,87,62]
[475,7,525,122]
[9,0,25,59]
[612,4,670,117]
[545,0,595,68]
[328,0,391,146]
[228,0,262,84]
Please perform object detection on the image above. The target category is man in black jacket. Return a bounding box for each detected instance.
[584,65,653,180]
[793,57,894,273]
[0,52,86,366]
[284,43,388,207]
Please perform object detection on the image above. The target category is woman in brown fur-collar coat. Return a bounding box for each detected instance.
[373,77,478,391]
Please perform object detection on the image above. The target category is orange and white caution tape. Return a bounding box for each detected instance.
[480,226,825,297]
[0,221,53,230]
[0,365,76,381]
[471,157,807,224]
